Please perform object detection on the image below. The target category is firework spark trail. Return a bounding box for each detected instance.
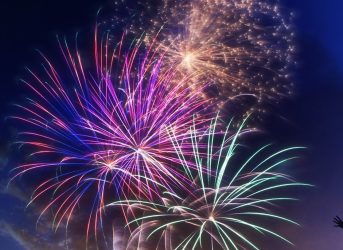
[108,118,309,249]
[9,1,300,248]
[110,0,295,119]
[10,28,210,239]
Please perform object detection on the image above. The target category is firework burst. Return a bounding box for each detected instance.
[110,0,295,119]
[108,118,309,249]
[10,29,210,237]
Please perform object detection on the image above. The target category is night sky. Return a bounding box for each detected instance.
[1,0,343,249]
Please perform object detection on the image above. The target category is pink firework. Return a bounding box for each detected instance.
[11,27,210,237]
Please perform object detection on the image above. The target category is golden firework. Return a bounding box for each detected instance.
[110,0,295,119]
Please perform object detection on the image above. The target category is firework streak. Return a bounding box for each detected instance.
[10,29,210,238]
[9,1,306,248]
[108,118,310,250]
[111,0,295,118]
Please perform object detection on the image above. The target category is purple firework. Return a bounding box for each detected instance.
[11,28,210,236]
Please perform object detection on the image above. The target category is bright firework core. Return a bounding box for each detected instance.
[104,160,117,170]
[181,52,196,70]
[135,147,149,160]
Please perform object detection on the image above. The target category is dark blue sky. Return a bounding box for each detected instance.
[287,0,343,69]
[1,0,343,249]
[271,0,343,249]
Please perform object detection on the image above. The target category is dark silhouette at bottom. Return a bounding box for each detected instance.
[334,216,343,229]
